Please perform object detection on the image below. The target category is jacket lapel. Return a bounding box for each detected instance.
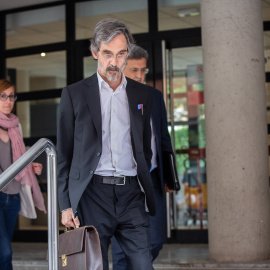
[126,82,135,122]
[126,79,140,131]
[83,74,102,145]
[126,80,140,152]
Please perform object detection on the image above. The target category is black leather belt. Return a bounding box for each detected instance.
[93,175,137,185]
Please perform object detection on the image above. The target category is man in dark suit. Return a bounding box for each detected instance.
[57,19,155,270]
[111,45,175,269]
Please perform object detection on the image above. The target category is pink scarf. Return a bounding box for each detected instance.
[0,112,46,213]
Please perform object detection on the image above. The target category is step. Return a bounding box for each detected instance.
[12,243,270,270]
[12,261,270,270]
[13,261,48,270]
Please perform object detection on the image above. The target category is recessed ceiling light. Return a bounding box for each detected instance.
[41,52,46,57]
[178,8,200,18]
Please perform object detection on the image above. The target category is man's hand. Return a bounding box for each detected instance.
[61,208,80,228]
[164,184,174,193]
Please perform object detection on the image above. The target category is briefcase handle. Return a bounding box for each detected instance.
[64,225,79,233]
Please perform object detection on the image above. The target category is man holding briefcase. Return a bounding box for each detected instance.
[57,19,155,270]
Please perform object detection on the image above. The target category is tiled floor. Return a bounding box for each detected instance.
[12,242,270,270]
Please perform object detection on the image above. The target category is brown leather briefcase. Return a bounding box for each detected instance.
[58,225,103,270]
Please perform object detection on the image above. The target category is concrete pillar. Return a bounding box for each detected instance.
[201,0,270,262]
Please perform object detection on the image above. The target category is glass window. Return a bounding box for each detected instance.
[6,51,66,92]
[6,5,65,49]
[16,98,60,138]
[264,32,270,171]
[158,0,201,31]
[265,32,270,72]
[76,0,148,40]
[16,97,61,230]
[263,0,270,21]
[84,55,97,79]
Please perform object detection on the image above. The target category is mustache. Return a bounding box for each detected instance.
[106,66,120,72]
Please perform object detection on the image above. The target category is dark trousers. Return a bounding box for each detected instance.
[77,175,153,270]
[0,192,20,270]
[111,169,166,270]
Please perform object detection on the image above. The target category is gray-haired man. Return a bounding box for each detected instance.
[57,19,155,270]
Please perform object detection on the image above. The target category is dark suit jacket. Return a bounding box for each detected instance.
[57,73,155,216]
[151,89,174,194]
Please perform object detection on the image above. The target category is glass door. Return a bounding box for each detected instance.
[162,42,207,237]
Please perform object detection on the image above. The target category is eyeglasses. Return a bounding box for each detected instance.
[0,93,17,102]
[129,68,149,74]
[100,50,128,62]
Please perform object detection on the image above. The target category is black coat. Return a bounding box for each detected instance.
[57,73,155,216]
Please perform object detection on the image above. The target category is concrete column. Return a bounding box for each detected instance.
[201,0,270,262]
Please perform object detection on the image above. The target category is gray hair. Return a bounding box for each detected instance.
[90,18,135,53]
[127,45,148,61]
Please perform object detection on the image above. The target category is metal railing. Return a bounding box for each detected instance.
[0,138,58,270]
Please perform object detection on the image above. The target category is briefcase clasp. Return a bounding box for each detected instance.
[62,254,67,267]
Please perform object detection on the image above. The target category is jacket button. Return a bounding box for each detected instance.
[90,171,94,174]
[97,152,101,156]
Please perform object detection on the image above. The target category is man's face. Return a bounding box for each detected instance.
[92,34,128,84]
[123,58,147,83]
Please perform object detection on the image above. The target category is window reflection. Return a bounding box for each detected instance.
[84,55,97,79]
[6,5,65,49]
[16,98,60,138]
[158,0,201,31]
[166,46,206,229]
[264,31,270,72]
[7,51,66,92]
[75,0,148,40]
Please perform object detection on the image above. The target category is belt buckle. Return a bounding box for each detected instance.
[116,176,125,185]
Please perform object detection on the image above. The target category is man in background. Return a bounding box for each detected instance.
[111,45,176,269]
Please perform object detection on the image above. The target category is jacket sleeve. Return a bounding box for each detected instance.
[57,86,74,211]
[159,91,174,154]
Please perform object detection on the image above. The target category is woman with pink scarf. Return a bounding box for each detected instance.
[0,79,46,270]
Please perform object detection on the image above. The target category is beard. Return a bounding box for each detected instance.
[106,66,120,82]
[98,61,126,82]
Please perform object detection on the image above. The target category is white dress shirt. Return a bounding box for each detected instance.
[95,72,137,177]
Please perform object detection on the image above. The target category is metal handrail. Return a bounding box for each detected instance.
[0,138,58,270]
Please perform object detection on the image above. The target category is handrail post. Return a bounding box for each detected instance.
[0,138,59,270]
[46,145,58,270]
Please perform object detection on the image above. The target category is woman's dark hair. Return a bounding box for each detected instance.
[0,79,14,94]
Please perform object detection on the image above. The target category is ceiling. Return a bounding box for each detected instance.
[4,0,203,84]
[0,0,60,11]
[2,0,270,89]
